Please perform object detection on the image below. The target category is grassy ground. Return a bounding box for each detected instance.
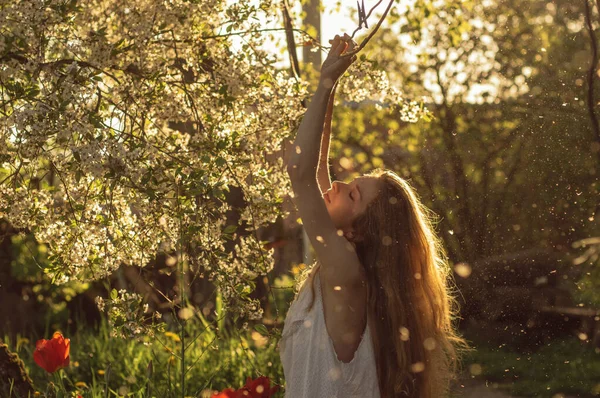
[460,338,600,397]
[8,322,598,397]
[4,270,599,397]
[4,319,285,397]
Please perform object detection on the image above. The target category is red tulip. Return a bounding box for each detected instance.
[34,332,70,373]
[211,388,244,398]
[241,376,280,398]
[212,377,280,398]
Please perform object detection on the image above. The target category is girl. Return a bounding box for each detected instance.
[280,34,464,397]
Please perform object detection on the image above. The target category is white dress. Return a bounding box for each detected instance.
[278,270,381,398]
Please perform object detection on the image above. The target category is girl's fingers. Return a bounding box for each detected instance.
[326,36,338,49]
[327,34,358,62]
[333,40,348,57]
[328,34,347,53]
[335,34,357,56]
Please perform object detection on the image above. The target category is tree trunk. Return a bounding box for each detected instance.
[302,0,322,68]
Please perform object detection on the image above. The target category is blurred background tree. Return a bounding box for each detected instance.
[332,0,598,263]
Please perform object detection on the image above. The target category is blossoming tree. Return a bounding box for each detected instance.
[0,0,423,334]
[0,0,310,322]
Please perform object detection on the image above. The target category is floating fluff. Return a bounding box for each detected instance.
[423,337,437,351]
[399,327,410,341]
[469,363,483,376]
[410,362,425,373]
[454,263,472,278]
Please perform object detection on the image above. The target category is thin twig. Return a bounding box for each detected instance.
[1,52,122,84]
[351,0,385,39]
[151,27,318,44]
[364,0,386,21]
[1,27,318,86]
[341,0,395,58]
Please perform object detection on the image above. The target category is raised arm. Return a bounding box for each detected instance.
[287,37,355,180]
[286,83,332,179]
[285,35,363,288]
[317,86,336,194]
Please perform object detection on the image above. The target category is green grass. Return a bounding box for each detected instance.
[4,317,285,398]
[462,338,600,397]
[7,313,600,397]
[10,268,598,397]
[0,264,300,398]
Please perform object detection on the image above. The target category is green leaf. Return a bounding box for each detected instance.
[111,289,118,300]
[223,225,237,234]
[254,324,269,336]
[215,157,226,167]
[217,139,228,150]
[26,87,40,98]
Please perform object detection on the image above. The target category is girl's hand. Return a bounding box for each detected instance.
[320,33,358,89]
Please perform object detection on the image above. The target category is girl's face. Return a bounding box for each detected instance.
[323,176,380,231]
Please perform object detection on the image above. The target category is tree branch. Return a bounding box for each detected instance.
[281,0,302,82]
[350,0,384,38]
[1,52,122,84]
[341,0,395,58]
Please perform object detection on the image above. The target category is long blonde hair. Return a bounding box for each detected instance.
[298,169,465,397]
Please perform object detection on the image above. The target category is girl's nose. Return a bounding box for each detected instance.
[333,181,348,192]
[332,181,341,193]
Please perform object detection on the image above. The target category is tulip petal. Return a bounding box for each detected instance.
[33,347,48,371]
[35,338,47,350]
[34,332,71,373]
